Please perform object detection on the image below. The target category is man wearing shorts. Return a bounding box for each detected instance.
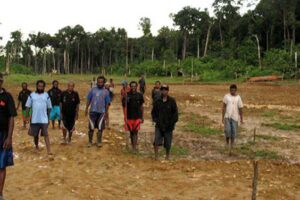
[16,82,31,128]
[151,81,161,103]
[26,80,52,155]
[48,80,62,129]
[60,81,80,144]
[152,84,178,160]
[0,74,17,200]
[222,84,244,147]
[85,76,110,148]
[138,75,146,94]
[126,81,144,152]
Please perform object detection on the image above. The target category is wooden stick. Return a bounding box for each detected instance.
[252,160,259,200]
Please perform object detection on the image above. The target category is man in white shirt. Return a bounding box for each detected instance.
[222,84,243,147]
[26,80,52,155]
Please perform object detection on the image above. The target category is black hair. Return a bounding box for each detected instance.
[36,80,46,87]
[21,82,28,86]
[155,81,161,84]
[97,76,106,83]
[230,84,237,90]
[52,80,58,85]
[130,81,138,87]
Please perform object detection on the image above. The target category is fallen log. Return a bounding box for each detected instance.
[248,75,283,82]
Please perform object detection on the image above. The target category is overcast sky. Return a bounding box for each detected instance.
[0,0,256,45]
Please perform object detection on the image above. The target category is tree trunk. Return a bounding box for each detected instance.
[42,53,46,74]
[203,24,212,57]
[81,49,84,74]
[197,37,200,59]
[254,35,262,70]
[283,10,287,48]
[130,43,134,63]
[266,31,269,51]
[182,32,187,60]
[219,19,224,47]
[126,37,129,76]
[151,47,154,62]
[5,55,10,74]
[63,49,67,73]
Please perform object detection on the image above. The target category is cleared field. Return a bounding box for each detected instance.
[3,76,300,200]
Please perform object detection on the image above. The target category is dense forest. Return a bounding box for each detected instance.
[0,0,300,80]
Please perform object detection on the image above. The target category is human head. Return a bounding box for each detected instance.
[105,82,110,89]
[160,84,169,97]
[229,84,237,96]
[97,76,106,88]
[52,80,59,88]
[36,80,46,94]
[67,81,75,92]
[22,82,28,90]
[141,75,144,79]
[0,74,3,89]
[110,78,113,82]
[130,81,138,93]
[155,81,161,89]
[122,80,128,88]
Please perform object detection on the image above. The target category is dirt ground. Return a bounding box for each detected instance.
[3,80,300,200]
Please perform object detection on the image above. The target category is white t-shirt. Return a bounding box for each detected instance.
[223,94,243,122]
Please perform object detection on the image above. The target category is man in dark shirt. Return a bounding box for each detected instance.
[126,81,144,152]
[16,82,31,128]
[138,75,146,94]
[48,80,62,129]
[0,74,17,199]
[151,81,161,103]
[60,81,80,144]
[152,84,178,160]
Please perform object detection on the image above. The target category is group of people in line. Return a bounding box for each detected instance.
[0,73,243,200]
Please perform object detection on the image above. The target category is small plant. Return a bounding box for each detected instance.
[171,145,189,156]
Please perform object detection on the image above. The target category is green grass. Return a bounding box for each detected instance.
[187,122,222,136]
[170,145,189,156]
[3,74,187,86]
[256,134,279,141]
[261,110,280,118]
[262,123,300,131]
[236,142,279,159]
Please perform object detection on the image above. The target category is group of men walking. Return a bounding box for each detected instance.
[0,73,244,200]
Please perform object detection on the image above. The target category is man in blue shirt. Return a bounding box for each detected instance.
[85,76,110,148]
[26,80,52,155]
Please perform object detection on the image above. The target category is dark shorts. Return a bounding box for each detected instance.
[0,131,14,169]
[62,117,75,132]
[89,112,105,131]
[153,127,173,150]
[29,123,49,137]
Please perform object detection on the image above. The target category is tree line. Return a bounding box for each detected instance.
[0,0,300,80]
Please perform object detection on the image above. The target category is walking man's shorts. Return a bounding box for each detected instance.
[153,127,173,150]
[89,112,105,131]
[224,118,238,138]
[0,131,14,169]
[50,106,61,121]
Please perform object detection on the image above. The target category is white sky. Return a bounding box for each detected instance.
[0,0,255,45]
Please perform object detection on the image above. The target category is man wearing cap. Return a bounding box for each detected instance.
[125,81,144,152]
[152,84,178,160]
[0,74,17,200]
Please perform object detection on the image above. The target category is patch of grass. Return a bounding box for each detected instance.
[187,122,222,136]
[261,110,279,118]
[236,142,279,159]
[256,134,279,141]
[170,145,189,156]
[262,123,300,131]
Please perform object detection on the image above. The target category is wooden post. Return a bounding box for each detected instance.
[252,160,259,200]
